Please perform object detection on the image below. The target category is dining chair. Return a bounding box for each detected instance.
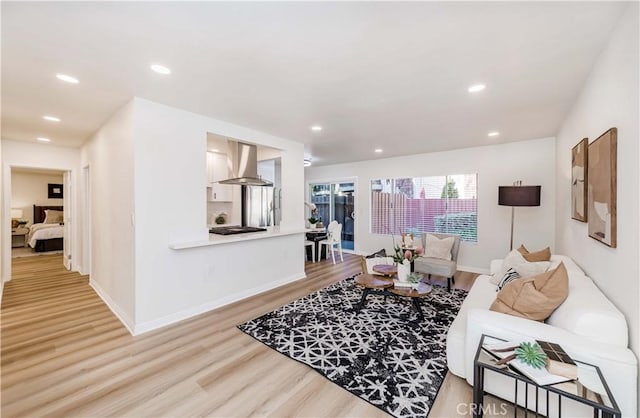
[304,239,316,262]
[319,221,343,264]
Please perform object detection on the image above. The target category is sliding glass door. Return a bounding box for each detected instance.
[309,182,355,250]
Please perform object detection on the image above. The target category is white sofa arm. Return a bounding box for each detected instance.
[465,308,638,417]
[489,259,503,275]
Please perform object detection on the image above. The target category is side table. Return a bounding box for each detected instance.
[12,227,29,248]
[473,334,621,418]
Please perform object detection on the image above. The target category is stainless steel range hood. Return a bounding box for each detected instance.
[218,141,273,186]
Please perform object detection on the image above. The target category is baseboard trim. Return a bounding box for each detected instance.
[457,264,490,275]
[89,279,135,335]
[133,271,307,336]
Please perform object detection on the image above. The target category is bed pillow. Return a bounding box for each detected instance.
[423,234,454,260]
[44,210,64,224]
[517,245,551,262]
[490,263,569,321]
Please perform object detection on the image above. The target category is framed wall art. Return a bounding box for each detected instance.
[571,138,588,222]
[587,128,617,248]
[48,183,63,199]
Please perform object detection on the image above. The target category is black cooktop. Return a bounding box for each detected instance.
[209,226,267,235]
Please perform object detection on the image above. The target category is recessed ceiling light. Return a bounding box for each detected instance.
[43,115,61,122]
[56,73,79,84]
[374,148,383,153]
[311,125,322,132]
[37,137,51,143]
[488,131,500,137]
[304,159,312,167]
[150,64,171,75]
[468,84,486,93]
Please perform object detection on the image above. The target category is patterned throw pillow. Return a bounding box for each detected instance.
[497,268,521,291]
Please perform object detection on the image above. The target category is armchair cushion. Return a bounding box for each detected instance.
[423,233,454,260]
[414,256,456,278]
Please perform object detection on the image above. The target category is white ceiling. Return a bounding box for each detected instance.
[1,2,627,166]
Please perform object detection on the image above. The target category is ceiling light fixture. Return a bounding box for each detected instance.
[56,73,79,84]
[468,83,486,93]
[37,137,51,143]
[43,115,61,122]
[374,148,383,153]
[311,126,322,132]
[488,131,500,137]
[304,159,312,167]
[150,64,171,75]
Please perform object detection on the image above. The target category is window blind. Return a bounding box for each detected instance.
[370,174,478,242]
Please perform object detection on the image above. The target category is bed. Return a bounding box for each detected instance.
[29,205,64,252]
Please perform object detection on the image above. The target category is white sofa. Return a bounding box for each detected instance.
[447,255,638,417]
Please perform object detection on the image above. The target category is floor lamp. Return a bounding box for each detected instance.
[498,182,541,250]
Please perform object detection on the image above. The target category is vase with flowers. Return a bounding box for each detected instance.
[391,242,423,282]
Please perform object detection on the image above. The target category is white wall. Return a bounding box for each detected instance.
[132,98,305,332]
[1,140,81,281]
[555,3,639,373]
[80,100,137,331]
[11,171,64,225]
[305,137,556,272]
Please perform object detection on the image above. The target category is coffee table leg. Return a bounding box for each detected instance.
[356,288,370,314]
[412,298,424,320]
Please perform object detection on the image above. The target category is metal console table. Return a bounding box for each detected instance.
[473,334,621,418]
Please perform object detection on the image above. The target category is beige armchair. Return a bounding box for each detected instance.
[414,232,461,291]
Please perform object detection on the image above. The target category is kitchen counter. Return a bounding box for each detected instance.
[169,225,307,250]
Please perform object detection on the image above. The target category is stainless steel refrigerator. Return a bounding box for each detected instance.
[243,185,281,227]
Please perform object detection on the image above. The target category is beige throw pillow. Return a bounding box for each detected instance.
[490,263,569,321]
[423,234,454,260]
[44,209,64,224]
[517,245,551,262]
[490,249,550,285]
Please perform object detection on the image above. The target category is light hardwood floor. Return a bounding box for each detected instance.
[1,252,505,417]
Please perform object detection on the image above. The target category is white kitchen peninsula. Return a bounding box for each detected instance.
[169,226,307,249]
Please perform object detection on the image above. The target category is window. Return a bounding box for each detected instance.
[370,174,478,242]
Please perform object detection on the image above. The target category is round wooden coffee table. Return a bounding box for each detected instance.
[372,264,397,276]
[354,274,393,313]
[389,282,433,320]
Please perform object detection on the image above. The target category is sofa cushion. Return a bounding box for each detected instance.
[547,273,629,347]
[446,274,496,378]
[497,268,521,290]
[517,245,551,262]
[548,255,585,277]
[490,263,569,321]
[490,250,550,285]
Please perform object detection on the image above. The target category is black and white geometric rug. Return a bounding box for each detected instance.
[238,275,467,417]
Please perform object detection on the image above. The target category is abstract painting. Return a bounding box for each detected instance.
[571,138,588,222]
[588,128,617,248]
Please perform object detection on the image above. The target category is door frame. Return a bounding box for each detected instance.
[2,164,76,282]
[306,176,358,254]
[82,165,91,276]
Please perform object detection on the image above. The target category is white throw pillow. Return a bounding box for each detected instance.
[423,234,454,260]
[490,249,550,285]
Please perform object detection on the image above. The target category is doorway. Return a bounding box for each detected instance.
[309,181,356,251]
[4,166,73,281]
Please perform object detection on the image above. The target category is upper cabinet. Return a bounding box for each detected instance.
[207,151,233,202]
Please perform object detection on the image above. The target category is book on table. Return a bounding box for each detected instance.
[482,339,573,386]
[536,340,578,380]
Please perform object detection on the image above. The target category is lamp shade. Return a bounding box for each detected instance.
[498,186,541,207]
[10,208,23,219]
